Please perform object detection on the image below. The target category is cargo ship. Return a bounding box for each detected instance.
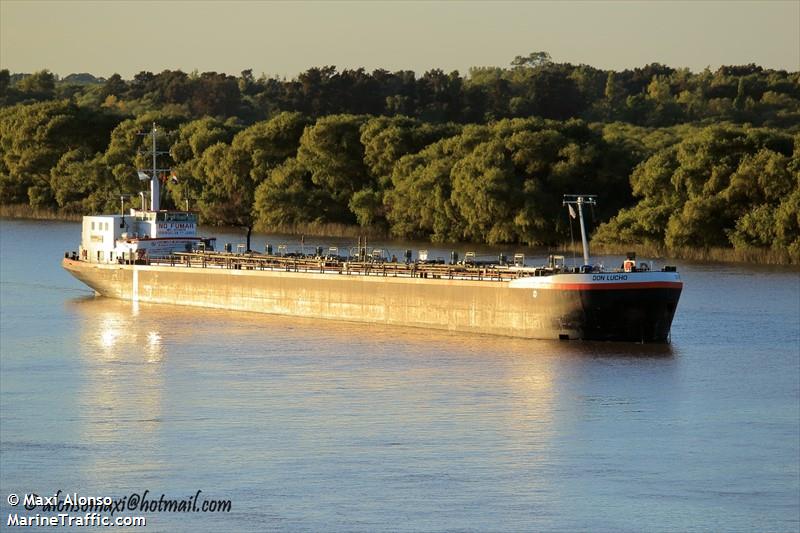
[62,125,682,343]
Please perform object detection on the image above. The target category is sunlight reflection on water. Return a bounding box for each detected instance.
[1,219,798,532]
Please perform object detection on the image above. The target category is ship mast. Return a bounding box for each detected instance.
[563,194,596,266]
[137,122,171,211]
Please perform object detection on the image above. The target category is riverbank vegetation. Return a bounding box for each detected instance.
[1,56,798,263]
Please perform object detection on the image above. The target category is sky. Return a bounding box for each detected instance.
[1,0,798,79]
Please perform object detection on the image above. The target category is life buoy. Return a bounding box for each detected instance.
[623,259,635,272]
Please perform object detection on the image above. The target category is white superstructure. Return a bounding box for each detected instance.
[76,123,212,264]
[78,209,206,264]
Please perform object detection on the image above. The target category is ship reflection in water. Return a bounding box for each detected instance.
[95,307,165,363]
[70,295,676,360]
[63,294,679,530]
[68,298,166,482]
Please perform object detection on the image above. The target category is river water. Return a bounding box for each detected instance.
[1,219,798,532]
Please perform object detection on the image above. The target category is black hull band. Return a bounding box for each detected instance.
[571,288,681,343]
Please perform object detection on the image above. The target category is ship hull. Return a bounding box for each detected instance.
[535,287,681,342]
[62,258,682,342]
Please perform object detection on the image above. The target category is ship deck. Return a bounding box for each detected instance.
[138,251,575,283]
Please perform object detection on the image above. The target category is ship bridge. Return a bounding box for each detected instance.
[132,210,198,238]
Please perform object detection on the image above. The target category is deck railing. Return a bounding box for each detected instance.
[140,251,556,282]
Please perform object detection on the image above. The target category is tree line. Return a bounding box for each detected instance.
[0,55,798,259]
[3,54,799,127]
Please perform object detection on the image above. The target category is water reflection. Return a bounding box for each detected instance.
[146,330,163,362]
[3,219,796,531]
[567,340,676,359]
[67,297,166,480]
[63,294,683,517]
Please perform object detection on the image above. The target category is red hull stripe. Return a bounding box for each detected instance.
[544,281,683,291]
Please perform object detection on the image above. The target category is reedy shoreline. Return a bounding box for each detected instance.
[1,204,82,222]
[590,242,797,266]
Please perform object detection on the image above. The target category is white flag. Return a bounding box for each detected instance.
[137,171,150,181]
[568,204,576,219]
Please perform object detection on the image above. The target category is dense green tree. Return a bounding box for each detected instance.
[361,116,424,184]
[385,125,491,241]
[451,139,520,243]
[190,72,240,116]
[1,60,798,261]
[101,74,127,100]
[168,117,239,210]
[1,60,798,128]
[594,125,798,257]
[253,159,329,227]
[295,114,370,223]
[180,112,309,247]
[0,69,10,98]
[232,111,308,178]
[466,68,512,120]
[50,149,117,213]
[0,100,119,207]
[195,142,257,250]
[16,70,56,99]
[511,51,552,69]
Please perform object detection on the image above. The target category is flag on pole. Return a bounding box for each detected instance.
[568,204,577,219]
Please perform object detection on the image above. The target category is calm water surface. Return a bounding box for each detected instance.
[1,219,798,532]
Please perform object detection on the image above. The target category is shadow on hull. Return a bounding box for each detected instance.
[576,288,682,343]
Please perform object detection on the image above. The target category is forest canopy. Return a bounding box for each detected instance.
[1,57,798,260]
